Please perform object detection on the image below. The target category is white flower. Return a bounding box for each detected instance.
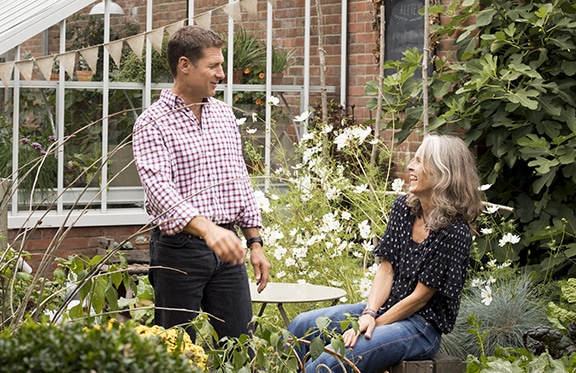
[273,246,287,260]
[236,117,247,125]
[267,95,280,106]
[352,126,371,144]
[276,271,286,279]
[358,277,372,298]
[361,240,373,252]
[358,220,371,239]
[484,204,499,214]
[481,285,493,306]
[294,111,311,122]
[246,127,257,134]
[297,279,307,284]
[341,211,352,220]
[334,132,350,150]
[285,257,296,267]
[322,124,333,133]
[253,190,271,213]
[470,278,484,287]
[251,112,258,122]
[487,276,496,284]
[480,228,493,235]
[353,184,368,194]
[300,132,314,142]
[391,178,405,193]
[479,184,492,191]
[368,138,378,145]
[499,232,521,247]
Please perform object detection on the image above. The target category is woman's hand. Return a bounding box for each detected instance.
[342,314,376,348]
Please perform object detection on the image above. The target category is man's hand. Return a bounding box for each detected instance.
[184,217,245,265]
[342,314,376,348]
[249,245,270,293]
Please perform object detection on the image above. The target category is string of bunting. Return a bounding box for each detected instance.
[0,0,273,89]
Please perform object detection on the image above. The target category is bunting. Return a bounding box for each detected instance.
[79,47,99,72]
[17,60,35,81]
[106,40,124,68]
[194,11,212,30]
[36,56,56,81]
[0,0,277,89]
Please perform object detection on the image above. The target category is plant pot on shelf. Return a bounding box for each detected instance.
[76,70,93,81]
[271,72,284,85]
[233,69,244,84]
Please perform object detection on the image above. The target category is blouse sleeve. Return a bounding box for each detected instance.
[418,222,472,299]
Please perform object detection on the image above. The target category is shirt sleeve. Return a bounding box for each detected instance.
[418,223,471,299]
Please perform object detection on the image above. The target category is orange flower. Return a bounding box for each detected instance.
[255,98,264,106]
[244,67,251,74]
[259,72,265,79]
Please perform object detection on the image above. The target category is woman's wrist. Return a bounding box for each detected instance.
[361,307,377,318]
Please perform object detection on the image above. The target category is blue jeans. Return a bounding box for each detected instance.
[149,228,252,341]
[287,303,441,373]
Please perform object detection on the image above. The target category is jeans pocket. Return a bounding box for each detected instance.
[157,233,190,249]
[411,315,441,359]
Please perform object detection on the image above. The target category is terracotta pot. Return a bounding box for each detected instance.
[76,70,93,81]
[271,72,284,85]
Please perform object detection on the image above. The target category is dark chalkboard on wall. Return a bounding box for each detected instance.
[384,0,431,78]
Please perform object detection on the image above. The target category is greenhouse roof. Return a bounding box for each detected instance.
[0,0,95,56]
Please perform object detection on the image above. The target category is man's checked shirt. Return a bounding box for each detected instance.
[133,90,262,235]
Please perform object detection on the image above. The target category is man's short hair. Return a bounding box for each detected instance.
[166,25,225,78]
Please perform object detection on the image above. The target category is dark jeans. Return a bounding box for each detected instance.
[149,228,252,341]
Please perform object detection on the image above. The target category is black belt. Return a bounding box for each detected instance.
[153,222,236,239]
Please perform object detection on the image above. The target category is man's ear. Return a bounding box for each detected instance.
[178,56,190,74]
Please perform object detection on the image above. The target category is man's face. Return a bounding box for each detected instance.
[184,47,225,98]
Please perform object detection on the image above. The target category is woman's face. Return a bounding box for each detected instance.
[407,149,433,198]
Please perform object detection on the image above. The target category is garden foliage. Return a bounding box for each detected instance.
[366,0,576,278]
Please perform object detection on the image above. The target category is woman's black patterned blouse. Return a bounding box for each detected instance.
[373,194,472,334]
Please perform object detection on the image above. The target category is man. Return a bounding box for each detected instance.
[132,25,270,340]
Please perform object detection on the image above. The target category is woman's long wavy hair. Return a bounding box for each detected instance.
[406,134,484,231]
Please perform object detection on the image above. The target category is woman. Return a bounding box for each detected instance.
[287,134,484,372]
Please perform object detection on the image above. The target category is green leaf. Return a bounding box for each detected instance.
[476,8,497,27]
[506,88,539,110]
[309,336,324,361]
[528,156,559,174]
[532,168,556,194]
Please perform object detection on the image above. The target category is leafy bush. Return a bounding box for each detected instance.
[0,319,204,372]
[367,0,576,279]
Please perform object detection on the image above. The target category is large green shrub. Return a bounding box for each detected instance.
[367,0,576,278]
[0,319,203,373]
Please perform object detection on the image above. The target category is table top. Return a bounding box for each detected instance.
[250,282,347,304]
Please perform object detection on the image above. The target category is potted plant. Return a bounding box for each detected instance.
[271,45,295,84]
[222,27,266,84]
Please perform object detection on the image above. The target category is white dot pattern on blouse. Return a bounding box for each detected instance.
[373,194,471,334]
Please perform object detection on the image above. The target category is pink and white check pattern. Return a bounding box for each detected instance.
[133,90,262,235]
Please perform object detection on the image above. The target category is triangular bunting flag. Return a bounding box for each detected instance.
[166,20,185,37]
[0,62,15,88]
[194,11,212,30]
[147,28,165,54]
[58,52,76,79]
[223,1,242,23]
[241,0,257,16]
[35,56,55,81]
[79,47,99,73]
[105,40,124,68]
[126,34,146,60]
[17,60,34,81]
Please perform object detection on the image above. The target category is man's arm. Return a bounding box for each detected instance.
[241,227,270,293]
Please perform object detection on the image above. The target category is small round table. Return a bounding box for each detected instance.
[250,282,347,326]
